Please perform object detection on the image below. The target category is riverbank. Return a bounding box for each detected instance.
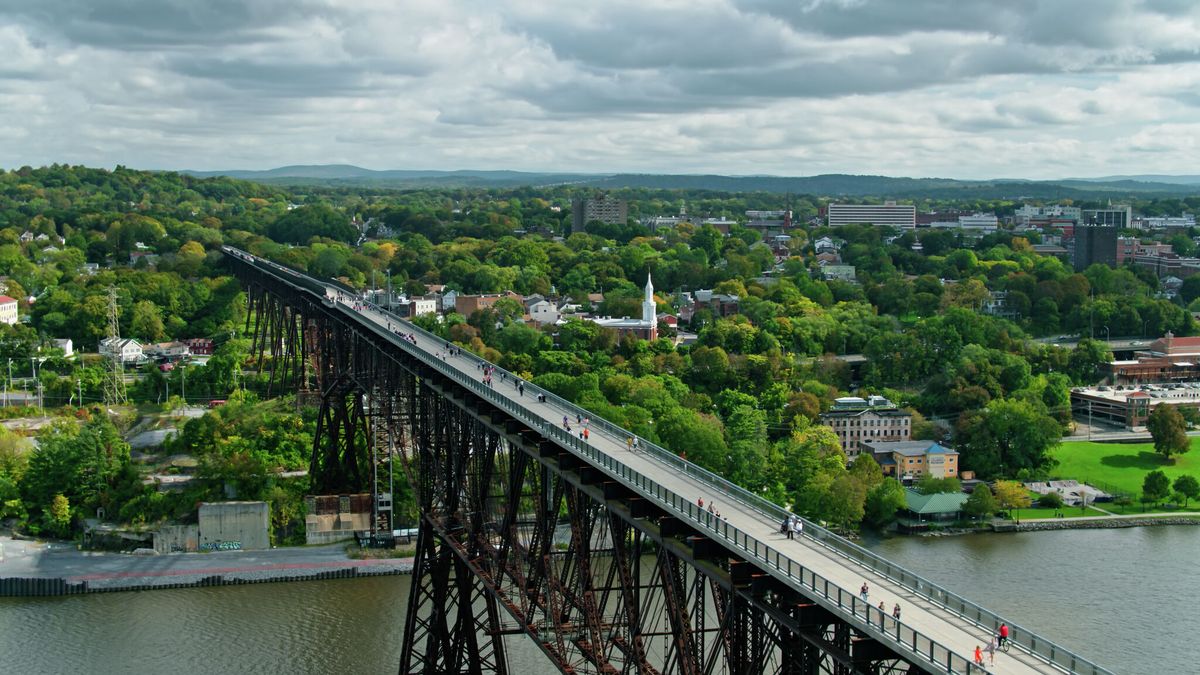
[1010,512,1200,532]
[910,511,1200,536]
[0,536,413,597]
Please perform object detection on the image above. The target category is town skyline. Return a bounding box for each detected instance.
[2,1,1200,179]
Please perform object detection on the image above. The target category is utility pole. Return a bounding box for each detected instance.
[102,287,128,405]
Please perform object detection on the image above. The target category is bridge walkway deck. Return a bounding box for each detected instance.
[329,289,1068,675]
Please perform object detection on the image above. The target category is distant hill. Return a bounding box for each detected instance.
[180,165,596,187]
[177,165,1200,197]
[1065,174,1200,186]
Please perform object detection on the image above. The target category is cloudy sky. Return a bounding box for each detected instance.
[2,0,1199,179]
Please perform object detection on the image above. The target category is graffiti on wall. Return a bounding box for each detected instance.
[200,540,242,552]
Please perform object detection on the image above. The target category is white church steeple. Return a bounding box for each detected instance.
[642,272,656,326]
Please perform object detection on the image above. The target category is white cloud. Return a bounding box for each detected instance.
[0,0,1199,177]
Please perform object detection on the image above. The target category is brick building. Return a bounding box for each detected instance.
[819,396,912,459]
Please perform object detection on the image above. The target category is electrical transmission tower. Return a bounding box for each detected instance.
[102,287,127,405]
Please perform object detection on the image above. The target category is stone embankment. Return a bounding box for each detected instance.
[1011,516,1200,532]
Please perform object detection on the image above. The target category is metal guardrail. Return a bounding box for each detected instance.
[225,247,1111,675]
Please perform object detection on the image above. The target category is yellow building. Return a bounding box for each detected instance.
[862,440,959,480]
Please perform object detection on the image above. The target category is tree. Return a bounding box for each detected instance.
[1142,470,1170,506]
[914,475,962,495]
[849,452,884,491]
[1067,339,1113,384]
[863,477,907,528]
[992,480,1031,517]
[962,484,997,520]
[130,299,166,342]
[47,493,71,538]
[823,473,867,533]
[1147,404,1189,463]
[1173,475,1200,507]
[955,398,1062,478]
[1036,491,1064,508]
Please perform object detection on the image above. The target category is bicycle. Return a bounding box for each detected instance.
[998,636,1011,653]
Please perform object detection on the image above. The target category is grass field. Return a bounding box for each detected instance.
[1053,438,1200,497]
[1004,505,1112,520]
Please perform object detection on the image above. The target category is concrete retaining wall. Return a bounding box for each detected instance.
[198,501,269,551]
[154,525,199,554]
[0,565,408,598]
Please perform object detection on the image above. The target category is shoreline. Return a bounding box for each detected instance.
[0,536,414,597]
[913,512,1200,537]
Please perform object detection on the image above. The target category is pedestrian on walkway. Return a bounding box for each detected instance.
[583,428,589,441]
[877,601,886,627]
[518,383,524,397]
[974,645,983,667]
[985,637,997,665]
[699,497,705,509]
[860,582,869,602]
[780,516,790,536]
[792,518,802,539]
[626,436,633,451]
[707,501,715,515]
[892,603,900,621]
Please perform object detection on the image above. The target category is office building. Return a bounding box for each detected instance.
[1015,204,1081,224]
[1082,206,1132,229]
[826,202,916,229]
[1072,224,1118,271]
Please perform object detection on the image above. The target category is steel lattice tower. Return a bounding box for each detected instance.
[102,287,127,405]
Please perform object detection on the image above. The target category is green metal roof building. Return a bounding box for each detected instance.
[902,488,968,522]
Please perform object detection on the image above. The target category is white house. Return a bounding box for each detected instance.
[144,341,191,361]
[52,338,73,358]
[100,337,144,364]
[528,299,561,327]
[0,296,17,325]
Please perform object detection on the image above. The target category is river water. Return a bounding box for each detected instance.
[1,527,1191,674]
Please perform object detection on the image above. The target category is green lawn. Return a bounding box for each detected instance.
[1003,504,1111,520]
[1053,438,1200,497]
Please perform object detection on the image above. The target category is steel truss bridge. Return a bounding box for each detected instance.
[224,247,1112,675]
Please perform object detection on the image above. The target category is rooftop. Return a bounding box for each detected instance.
[904,489,968,515]
[866,440,956,457]
[1072,384,1200,404]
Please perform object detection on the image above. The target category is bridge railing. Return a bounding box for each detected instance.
[224,249,1109,675]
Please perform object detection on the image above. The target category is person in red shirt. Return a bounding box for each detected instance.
[974,645,983,666]
[999,623,1009,648]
